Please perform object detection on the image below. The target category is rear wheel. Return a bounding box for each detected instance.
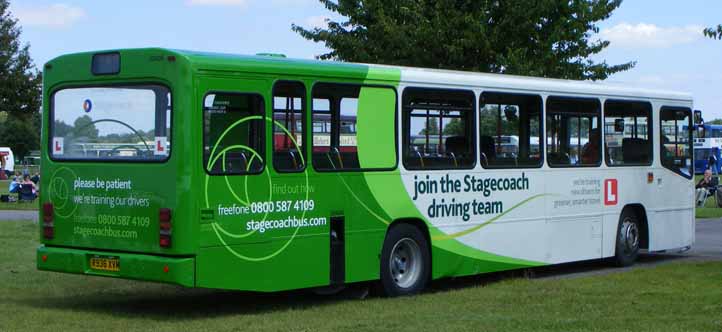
[380,223,430,296]
[614,210,640,267]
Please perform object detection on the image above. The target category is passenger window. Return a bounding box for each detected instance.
[660,107,692,178]
[273,81,306,172]
[604,100,653,166]
[203,93,264,175]
[312,83,396,171]
[479,92,542,168]
[546,97,601,167]
[402,88,476,170]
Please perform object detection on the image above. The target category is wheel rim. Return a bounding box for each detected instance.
[620,218,639,254]
[389,238,422,289]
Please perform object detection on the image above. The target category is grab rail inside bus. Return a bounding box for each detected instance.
[288,150,299,169]
[330,147,344,169]
[238,152,248,171]
[72,118,153,154]
[414,150,425,169]
[448,152,458,168]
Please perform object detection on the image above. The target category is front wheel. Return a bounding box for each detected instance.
[380,223,430,297]
[614,210,640,267]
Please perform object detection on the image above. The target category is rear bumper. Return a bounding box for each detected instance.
[37,245,195,287]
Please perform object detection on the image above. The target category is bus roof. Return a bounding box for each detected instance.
[48,48,693,103]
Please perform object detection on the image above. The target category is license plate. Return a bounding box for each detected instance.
[89,256,120,272]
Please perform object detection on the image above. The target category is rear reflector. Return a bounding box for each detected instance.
[159,235,171,248]
[43,226,54,239]
[159,208,172,248]
[159,208,171,223]
[42,203,54,239]
[43,203,54,222]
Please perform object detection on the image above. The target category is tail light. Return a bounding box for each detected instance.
[43,203,54,239]
[159,208,171,248]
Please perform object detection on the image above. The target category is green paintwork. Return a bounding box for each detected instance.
[356,87,397,169]
[37,245,195,287]
[39,48,540,292]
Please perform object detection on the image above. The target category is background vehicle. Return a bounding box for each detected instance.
[693,124,722,174]
[38,49,695,296]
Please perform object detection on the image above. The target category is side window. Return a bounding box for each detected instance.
[273,81,306,172]
[660,107,692,178]
[203,93,264,175]
[479,92,542,168]
[546,97,601,167]
[402,88,476,170]
[604,100,653,166]
[312,83,396,171]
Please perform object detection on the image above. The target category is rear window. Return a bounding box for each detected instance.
[50,85,171,161]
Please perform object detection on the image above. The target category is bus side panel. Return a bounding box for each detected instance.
[600,168,657,257]
[648,167,695,251]
[196,235,328,292]
[324,173,389,284]
[648,209,695,251]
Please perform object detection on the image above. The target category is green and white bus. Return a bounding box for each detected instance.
[38,49,695,296]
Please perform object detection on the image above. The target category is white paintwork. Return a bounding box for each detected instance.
[0,147,14,172]
[394,68,694,265]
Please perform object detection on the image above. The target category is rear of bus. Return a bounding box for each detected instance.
[37,49,196,286]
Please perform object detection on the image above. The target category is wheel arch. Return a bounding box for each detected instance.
[621,203,649,249]
[386,218,432,275]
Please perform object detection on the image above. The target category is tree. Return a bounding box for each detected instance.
[0,0,42,158]
[442,118,464,136]
[53,120,73,137]
[72,115,99,140]
[418,117,438,135]
[704,25,722,40]
[293,0,635,81]
[0,115,38,158]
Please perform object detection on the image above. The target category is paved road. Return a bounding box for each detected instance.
[0,210,37,221]
[689,218,722,258]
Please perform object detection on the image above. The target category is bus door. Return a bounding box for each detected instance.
[195,75,326,291]
[654,107,694,250]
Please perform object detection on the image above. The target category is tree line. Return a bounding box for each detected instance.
[0,0,41,159]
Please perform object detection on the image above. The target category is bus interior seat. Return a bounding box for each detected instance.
[622,138,650,163]
[480,135,496,166]
[312,152,334,170]
[225,152,248,173]
[445,136,467,166]
[340,151,360,169]
[548,152,571,165]
[274,150,302,170]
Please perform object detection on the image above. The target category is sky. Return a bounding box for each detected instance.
[8,0,722,119]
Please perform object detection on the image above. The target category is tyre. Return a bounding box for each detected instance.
[614,209,640,267]
[380,223,430,296]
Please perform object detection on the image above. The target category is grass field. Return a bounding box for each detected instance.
[1,220,721,332]
[0,179,38,211]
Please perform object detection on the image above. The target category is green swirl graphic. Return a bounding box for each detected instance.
[204,116,309,261]
[48,167,79,218]
[432,194,548,241]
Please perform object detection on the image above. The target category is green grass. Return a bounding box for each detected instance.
[0,180,38,211]
[1,220,721,331]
